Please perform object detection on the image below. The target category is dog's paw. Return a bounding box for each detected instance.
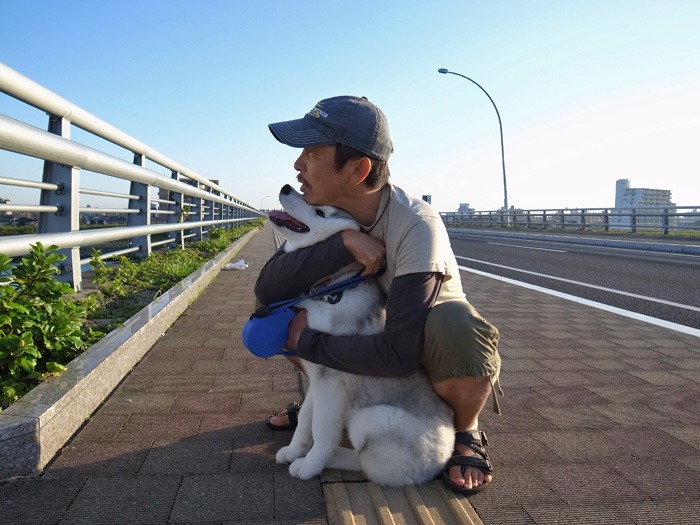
[276,446,292,464]
[277,445,304,464]
[289,457,322,480]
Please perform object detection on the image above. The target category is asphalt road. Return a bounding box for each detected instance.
[449,230,700,330]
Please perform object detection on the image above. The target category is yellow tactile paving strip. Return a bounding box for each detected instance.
[322,476,483,525]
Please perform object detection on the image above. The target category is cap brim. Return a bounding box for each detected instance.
[269,118,336,149]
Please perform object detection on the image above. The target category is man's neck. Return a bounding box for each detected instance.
[336,186,385,227]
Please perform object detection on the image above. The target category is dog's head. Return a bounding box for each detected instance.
[268,184,360,251]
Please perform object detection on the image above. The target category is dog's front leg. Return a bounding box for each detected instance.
[289,377,346,480]
[276,387,314,464]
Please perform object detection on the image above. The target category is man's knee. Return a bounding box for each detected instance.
[422,301,500,383]
[425,301,499,351]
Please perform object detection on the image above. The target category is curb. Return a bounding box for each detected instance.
[0,228,259,481]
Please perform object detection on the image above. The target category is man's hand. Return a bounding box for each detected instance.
[341,230,386,276]
[285,309,309,351]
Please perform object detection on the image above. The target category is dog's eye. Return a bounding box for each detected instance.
[315,210,326,218]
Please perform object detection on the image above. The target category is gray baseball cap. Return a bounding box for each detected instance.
[268,95,393,161]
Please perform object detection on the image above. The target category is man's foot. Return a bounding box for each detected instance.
[442,430,493,496]
[265,402,301,431]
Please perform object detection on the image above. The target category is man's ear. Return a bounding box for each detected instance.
[349,157,372,186]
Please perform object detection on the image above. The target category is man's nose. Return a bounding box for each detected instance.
[293,152,304,172]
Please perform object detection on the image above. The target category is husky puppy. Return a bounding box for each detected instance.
[268,184,454,487]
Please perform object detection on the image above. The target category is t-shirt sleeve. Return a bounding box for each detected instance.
[391,214,456,282]
[295,272,442,377]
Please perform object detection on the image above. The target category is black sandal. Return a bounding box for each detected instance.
[442,430,493,496]
[265,402,301,431]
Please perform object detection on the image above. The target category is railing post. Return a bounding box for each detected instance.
[542,210,547,230]
[232,200,239,224]
[166,170,183,248]
[189,180,203,242]
[222,198,229,227]
[202,197,211,237]
[127,154,151,258]
[204,186,218,236]
[580,209,586,230]
[631,208,637,233]
[603,209,609,232]
[663,208,669,235]
[39,115,83,291]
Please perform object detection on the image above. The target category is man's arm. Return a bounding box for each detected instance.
[254,232,355,304]
[294,272,442,377]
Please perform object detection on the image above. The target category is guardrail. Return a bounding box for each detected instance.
[441,206,700,234]
[0,62,263,290]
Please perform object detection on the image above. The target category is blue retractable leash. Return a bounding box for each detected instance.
[242,267,385,358]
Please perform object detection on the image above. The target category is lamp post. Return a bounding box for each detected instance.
[438,68,509,223]
[260,195,269,210]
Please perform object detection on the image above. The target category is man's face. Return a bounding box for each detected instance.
[293,145,348,206]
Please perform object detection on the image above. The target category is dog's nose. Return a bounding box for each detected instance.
[281,184,292,195]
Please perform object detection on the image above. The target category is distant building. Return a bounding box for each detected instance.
[11,216,36,226]
[457,203,474,214]
[614,179,674,208]
[422,195,432,204]
[612,179,675,228]
[0,196,11,217]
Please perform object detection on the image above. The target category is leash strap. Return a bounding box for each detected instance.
[252,267,385,319]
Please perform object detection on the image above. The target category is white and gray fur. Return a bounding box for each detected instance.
[270,185,454,486]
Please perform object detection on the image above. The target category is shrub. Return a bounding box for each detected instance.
[0,243,89,410]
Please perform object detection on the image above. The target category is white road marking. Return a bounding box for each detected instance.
[456,256,700,313]
[486,242,567,253]
[458,265,700,338]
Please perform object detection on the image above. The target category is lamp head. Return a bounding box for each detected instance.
[438,68,449,74]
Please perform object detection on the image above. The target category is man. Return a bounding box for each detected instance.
[255,95,502,495]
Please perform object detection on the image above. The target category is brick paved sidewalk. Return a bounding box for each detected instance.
[467,268,700,523]
[1,224,698,524]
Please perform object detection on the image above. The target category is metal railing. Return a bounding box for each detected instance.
[441,206,700,235]
[0,63,264,290]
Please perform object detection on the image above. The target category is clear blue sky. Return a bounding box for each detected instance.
[2,0,699,212]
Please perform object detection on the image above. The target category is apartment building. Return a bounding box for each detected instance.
[612,179,675,228]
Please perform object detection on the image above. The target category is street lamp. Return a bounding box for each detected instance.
[260,195,269,210]
[438,68,509,222]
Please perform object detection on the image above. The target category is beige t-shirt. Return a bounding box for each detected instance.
[364,184,467,305]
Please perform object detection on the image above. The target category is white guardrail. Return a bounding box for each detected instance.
[0,62,264,290]
[441,207,700,233]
